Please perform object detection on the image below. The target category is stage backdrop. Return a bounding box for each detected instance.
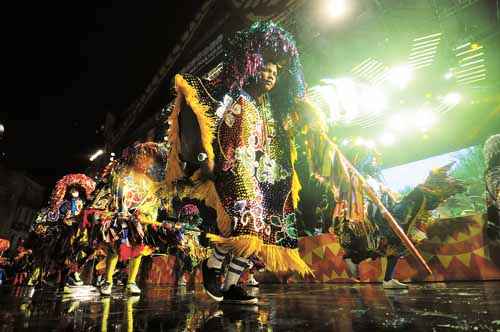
[144,214,500,285]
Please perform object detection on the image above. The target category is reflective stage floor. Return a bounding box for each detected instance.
[1,282,500,331]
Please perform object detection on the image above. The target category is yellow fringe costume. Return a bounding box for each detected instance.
[165,74,311,276]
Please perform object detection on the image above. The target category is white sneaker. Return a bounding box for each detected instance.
[383,279,409,289]
[247,275,259,287]
[126,283,141,295]
[67,272,84,286]
[100,282,113,295]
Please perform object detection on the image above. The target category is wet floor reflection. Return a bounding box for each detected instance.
[1,282,500,331]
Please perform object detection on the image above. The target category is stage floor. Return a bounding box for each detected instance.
[1,282,499,331]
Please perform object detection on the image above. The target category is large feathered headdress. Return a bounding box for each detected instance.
[50,173,96,211]
[218,21,306,107]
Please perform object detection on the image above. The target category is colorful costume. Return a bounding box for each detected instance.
[165,21,310,276]
[86,142,168,294]
[25,174,95,287]
[150,202,210,285]
[327,148,464,284]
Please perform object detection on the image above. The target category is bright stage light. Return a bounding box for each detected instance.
[89,149,104,162]
[388,65,414,89]
[415,109,438,132]
[355,137,365,146]
[336,78,359,122]
[360,86,387,114]
[355,137,376,149]
[444,71,453,80]
[444,92,462,105]
[327,0,348,18]
[388,113,407,132]
[365,140,376,149]
[0,123,4,138]
[379,132,396,146]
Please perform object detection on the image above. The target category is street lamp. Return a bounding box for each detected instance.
[89,149,104,162]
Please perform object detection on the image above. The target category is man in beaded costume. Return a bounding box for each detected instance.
[165,21,312,304]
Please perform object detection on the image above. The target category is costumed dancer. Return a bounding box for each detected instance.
[87,142,167,295]
[328,146,464,288]
[11,240,33,286]
[172,202,209,286]
[25,207,53,286]
[41,174,96,290]
[165,21,312,304]
[151,202,210,286]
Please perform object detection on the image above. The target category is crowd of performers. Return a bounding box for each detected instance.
[1,22,498,304]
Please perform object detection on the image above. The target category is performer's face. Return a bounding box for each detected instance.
[70,188,80,198]
[258,63,278,92]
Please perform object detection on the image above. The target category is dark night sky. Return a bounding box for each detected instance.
[1,2,202,188]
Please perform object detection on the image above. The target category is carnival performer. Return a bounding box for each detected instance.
[165,21,312,304]
[11,239,33,286]
[149,202,210,286]
[30,174,96,291]
[86,142,168,295]
[328,146,464,288]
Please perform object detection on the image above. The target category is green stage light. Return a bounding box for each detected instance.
[388,113,407,132]
[379,132,396,146]
[415,109,438,132]
[365,140,376,149]
[360,85,387,114]
[444,92,462,105]
[388,65,414,89]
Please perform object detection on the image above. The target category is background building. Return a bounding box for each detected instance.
[0,163,45,249]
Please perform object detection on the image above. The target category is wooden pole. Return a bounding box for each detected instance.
[321,133,433,275]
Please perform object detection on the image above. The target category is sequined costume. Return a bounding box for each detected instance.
[84,142,169,295]
[165,22,311,275]
[87,142,167,261]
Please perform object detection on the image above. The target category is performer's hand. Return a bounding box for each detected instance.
[200,158,215,181]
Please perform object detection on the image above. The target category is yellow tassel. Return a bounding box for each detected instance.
[164,74,232,235]
[165,94,183,190]
[290,139,301,209]
[189,180,232,237]
[291,170,301,209]
[206,234,314,276]
[175,74,216,166]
